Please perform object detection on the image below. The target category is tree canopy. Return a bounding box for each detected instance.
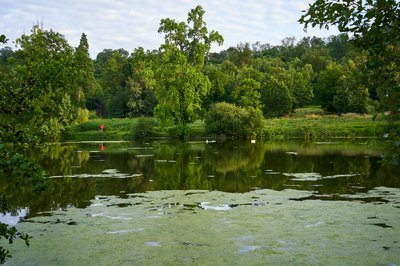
[299,0,400,114]
[1,26,80,142]
[158,5,223,68]
[155,5,223,138]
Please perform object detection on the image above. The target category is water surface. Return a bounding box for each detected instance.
[1,140,399,265]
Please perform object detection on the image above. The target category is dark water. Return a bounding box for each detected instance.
[2,139,398,218]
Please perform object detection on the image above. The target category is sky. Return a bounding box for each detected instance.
[1,0,339,58]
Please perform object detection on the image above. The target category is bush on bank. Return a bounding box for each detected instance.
[132,117,159,139]
[205,102,264,139]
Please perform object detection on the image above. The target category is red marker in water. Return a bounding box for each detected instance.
[100,144,105,151]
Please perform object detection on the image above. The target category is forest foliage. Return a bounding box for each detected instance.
[2,6,394,139]
[87,32,375,121]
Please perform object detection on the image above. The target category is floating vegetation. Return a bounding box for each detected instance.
[283,172,321,181]
[8,188,400,265]
[265,170,281,175]
[135,154,154,158]
[283,172,363,182]
[155,160,177,163]
[323,173,361,179]
[48,169,143,179]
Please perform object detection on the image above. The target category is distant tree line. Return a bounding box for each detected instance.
[86,32,372,119]
[1,7,395,139]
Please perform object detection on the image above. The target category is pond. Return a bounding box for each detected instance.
[1,140,400,265]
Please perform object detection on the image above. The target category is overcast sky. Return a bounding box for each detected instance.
[1,0,339,58]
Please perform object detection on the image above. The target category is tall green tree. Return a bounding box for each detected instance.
[203,64,228,108]
[232,67,263,109]
[0,46,13,75]
[94,49,114,79]
[227,42,253,68]
[158,5,223,68]
[155,5,223,138]
[1,26,79,141]
[313,62,345,112]
[155,45,210,138]
[75,33,99,110]
[314,58,370,114]
[100,51,130,117]
[327,33,351,62]
[234,78,262,109]
[300,47,332,74]
[93,48,131,117]
[126,47,157,117]
[261,74,292,117]
[252,58,293,117]
[290,62,314,108]
[279,37,298,62]
[203,60,239,109]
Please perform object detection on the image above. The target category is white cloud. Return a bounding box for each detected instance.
[0,0,339,57]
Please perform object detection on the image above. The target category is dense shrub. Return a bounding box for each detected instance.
[205,102,264,138]
[132,117,158,139]
[76,108,89,123]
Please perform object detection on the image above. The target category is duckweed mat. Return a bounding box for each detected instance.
[6,188,400,265]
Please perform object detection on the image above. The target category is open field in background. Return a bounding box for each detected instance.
[62,107,390,142]
[264,108,389,140]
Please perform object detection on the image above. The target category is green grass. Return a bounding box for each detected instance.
[62,112,390,142]
[290,106,325,117]
[264,114,388,140]
[62,118,137,141]
[72,118,137,132]
[62,118,207,141]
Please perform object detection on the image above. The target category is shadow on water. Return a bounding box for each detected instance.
[0,139,399,218]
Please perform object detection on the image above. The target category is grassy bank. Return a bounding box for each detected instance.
[62,118,207,141]
[264,114,388,140]
[62,118,134,141]
[62,112,389,142]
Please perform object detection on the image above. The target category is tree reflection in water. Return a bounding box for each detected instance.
[1,140,398,218]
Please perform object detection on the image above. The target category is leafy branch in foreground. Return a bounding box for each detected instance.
[0,222,32,264]
[299,0,400,166]
[0,142,47,264]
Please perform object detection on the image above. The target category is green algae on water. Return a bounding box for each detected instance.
[7,188,400,265]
